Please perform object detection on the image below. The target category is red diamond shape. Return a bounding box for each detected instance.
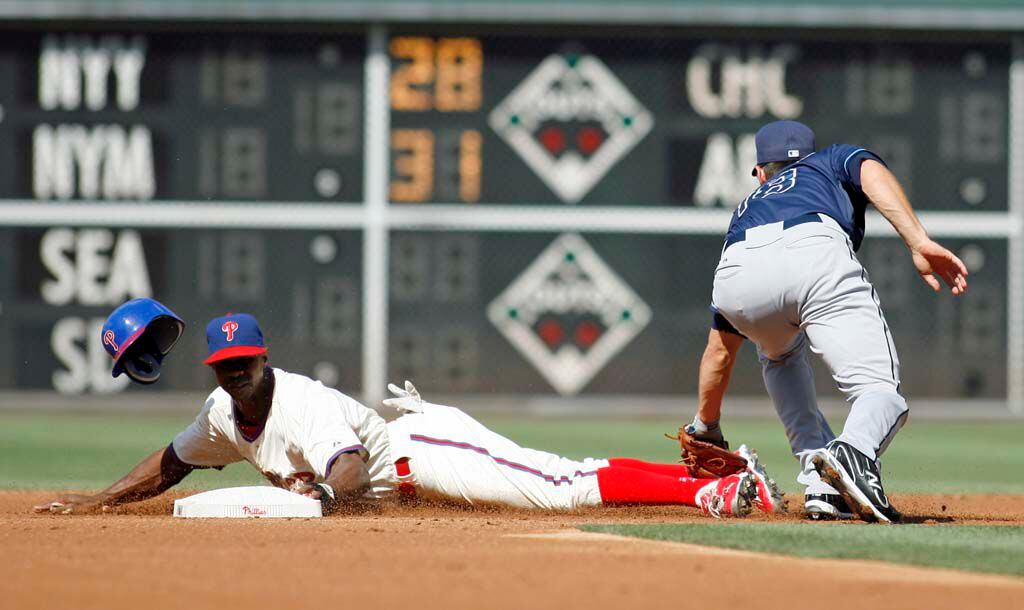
[574,320,602,348]
[537,319,564,348]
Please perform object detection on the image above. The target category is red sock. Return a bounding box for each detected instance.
[597,466,712,506]
[608,458,692,478]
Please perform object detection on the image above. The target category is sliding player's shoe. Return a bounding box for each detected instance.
[736,444,787,514]
[697,472,756,519]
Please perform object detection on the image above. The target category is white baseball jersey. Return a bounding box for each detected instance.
[172,368,397,498]
[173,368,608,509]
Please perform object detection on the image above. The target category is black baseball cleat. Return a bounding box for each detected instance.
[810,441,902,524]
[804,493,854,521]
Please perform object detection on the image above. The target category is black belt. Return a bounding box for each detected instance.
[724,213,824,251]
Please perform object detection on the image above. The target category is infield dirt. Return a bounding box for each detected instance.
[1,491,1022,610]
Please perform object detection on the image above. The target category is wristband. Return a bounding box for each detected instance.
[315,483,339,514]
[688,415,720,435]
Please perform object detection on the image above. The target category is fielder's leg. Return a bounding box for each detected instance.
[802,258,908,461]
[800,237,907,522]
[759,333,835,455]
[758,334,850,519]
[712,232,837,517]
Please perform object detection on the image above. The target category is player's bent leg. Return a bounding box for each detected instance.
[804,381,907,523]
[760,335,835,455]
[801,242,910,455]
[839,388,909,460]
[798,240,907,522]
[759,335,845,517]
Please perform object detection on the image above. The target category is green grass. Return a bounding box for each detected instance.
[485,418,1024,494]
[0,413,263,489]
[1,413,1022,494]
[581,523,1024,576]
[5,412,1019,578]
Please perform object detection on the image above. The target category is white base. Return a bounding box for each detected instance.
[173,486,322,518]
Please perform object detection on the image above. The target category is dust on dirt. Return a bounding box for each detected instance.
[1,491,1022,610]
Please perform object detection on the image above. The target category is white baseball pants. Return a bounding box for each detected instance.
[386,402,608,509]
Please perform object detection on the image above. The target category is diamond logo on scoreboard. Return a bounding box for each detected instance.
[488,53,654,204]
[487,234,652,395]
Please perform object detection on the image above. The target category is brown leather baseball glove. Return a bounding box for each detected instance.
[667,427,748,479]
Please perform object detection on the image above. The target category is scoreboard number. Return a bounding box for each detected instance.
[844,51,914,116]
[391,234,479,302]
[389,128,482,202]
[196,232,266,301]
[939,92,1005,164]
[198,127,268,198]
[293,83,361,156]
[200,45,267,107]
[390,129,434,201]
[389,37,483,112]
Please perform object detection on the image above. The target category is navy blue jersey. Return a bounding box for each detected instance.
[725,144,884,252]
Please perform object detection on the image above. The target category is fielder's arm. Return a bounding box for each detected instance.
[696,328,745,425]
[859,159,968,295]
[33,443,196,514]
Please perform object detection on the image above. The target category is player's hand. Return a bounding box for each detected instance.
[684,415,728,450]
[910,239,968,296]
[383,380,424,413]
[33,493,110,515]
[286,478,317,496]
[299,484,340,514]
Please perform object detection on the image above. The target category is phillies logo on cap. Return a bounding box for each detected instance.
[102,330,120,353]
[204,313,267,365]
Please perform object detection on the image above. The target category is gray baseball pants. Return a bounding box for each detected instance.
[711,214,909,490]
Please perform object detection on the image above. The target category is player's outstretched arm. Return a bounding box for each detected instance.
[33,443,196,515]
[302,452,371,514]
[860,159,968,295]
[688,329,744,446]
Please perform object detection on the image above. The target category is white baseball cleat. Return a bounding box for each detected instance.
[697,472,756,519]
[736,444,787,514]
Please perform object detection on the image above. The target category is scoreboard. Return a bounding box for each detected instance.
[0,24,1016,403]
[0,31,365,202]
[0,29,1009,209]
[387,30,1009,210]
[0,227,364,394]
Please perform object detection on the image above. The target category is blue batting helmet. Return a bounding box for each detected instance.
[101,298,185,384]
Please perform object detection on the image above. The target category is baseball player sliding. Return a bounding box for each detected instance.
[36,311,784,518]
[684,120,968,523]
